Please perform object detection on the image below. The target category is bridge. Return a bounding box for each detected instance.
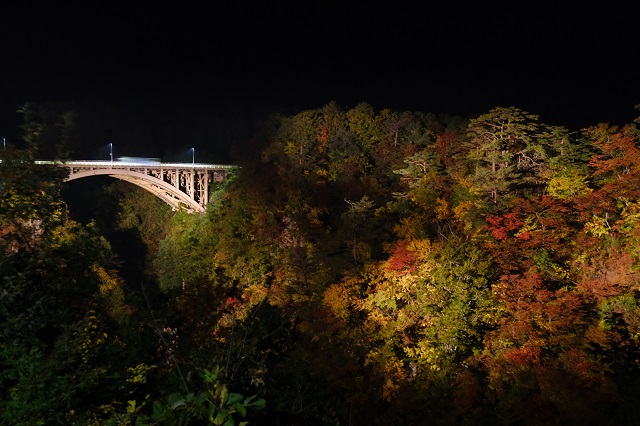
[36,159,236,213]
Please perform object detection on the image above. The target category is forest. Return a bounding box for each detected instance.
[2,101,640,425]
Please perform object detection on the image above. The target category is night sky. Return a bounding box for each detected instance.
[2,2,639,146]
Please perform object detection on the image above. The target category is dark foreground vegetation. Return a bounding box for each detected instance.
[3,101,640,425]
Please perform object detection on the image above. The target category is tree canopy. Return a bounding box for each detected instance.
[3,101,640,425]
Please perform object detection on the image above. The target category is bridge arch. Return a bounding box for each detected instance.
[66,168,204,212]
[37,160,235,213]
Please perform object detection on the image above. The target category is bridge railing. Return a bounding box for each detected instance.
[34,160,236,169]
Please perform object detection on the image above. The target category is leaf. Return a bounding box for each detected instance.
[167,392,186,409]
[250,398,266,410]
[214,410,230,425]
[227,392,243,406]
[220,386,229,405]
[229,402,245,418]
[152,400,166,418]
[195,391,208,407]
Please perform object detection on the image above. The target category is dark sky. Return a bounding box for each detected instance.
[2,1,639,143]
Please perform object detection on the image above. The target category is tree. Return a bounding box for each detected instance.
[342,195,376,263]
[0,148,149,425]
[587,123,640,187]
[465,107,556,205]
[0,148,68,253]
[17,102,76,160]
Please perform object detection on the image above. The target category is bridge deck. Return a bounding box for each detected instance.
[31,160,236,213]
[35,160,235,169]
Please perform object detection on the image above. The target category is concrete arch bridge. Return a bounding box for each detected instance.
[37,159,235,213]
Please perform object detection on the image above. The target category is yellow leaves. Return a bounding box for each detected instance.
[92,263,134,321]
[323,277,360,321]
[392,274,418,295]
[242,283,269,307]
[546,168,592,199]
[364,349,407,401]
[615,199,640,240]
[366,290,398,312]
[315,168,328,178]
[407,239,432,261]
[383,378,400,401]
[392,216,419,240]
[126,363,157,385]
[365,309,393,331]
[584,214,612,238]
[305,205,325,226]
[351,240,438,349]
[78,311,109,364]
[385,239,431,275]
[435,197,450,220]
[454,172,481,194]
[357,239,434,317]
[360,247,427,308]
[452,201,477,232]
[126,400,138,413]
[47,222,76,248]
[530,310,556,334]
[514,215,539,239]
[283,141,297,156]
[403,341,441,371]
[93,264,121,295]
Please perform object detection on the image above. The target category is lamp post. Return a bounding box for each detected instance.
[191,147,195,165]
[109,143,113,163]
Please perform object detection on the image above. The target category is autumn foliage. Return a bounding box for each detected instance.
[5,103,640,425]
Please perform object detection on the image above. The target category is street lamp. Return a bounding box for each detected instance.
[109,143,113,163]
[191,147,195,165]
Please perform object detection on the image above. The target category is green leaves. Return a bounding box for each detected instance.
[0,149,68,252]
[146,366,266,425]
[153,211,219,291]
[464,106,569,205]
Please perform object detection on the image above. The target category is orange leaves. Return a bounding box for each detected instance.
[316,123,329,152]
[488,270,595,371]
[491,271,551,346]
[577,248,638,301]
[588,124,640,179]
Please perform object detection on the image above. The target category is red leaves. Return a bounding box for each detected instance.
[504,346,541,366]
[563,348,597,382]
[387,240,417,273]
[485,212,524,241]
[225,296,240,307]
